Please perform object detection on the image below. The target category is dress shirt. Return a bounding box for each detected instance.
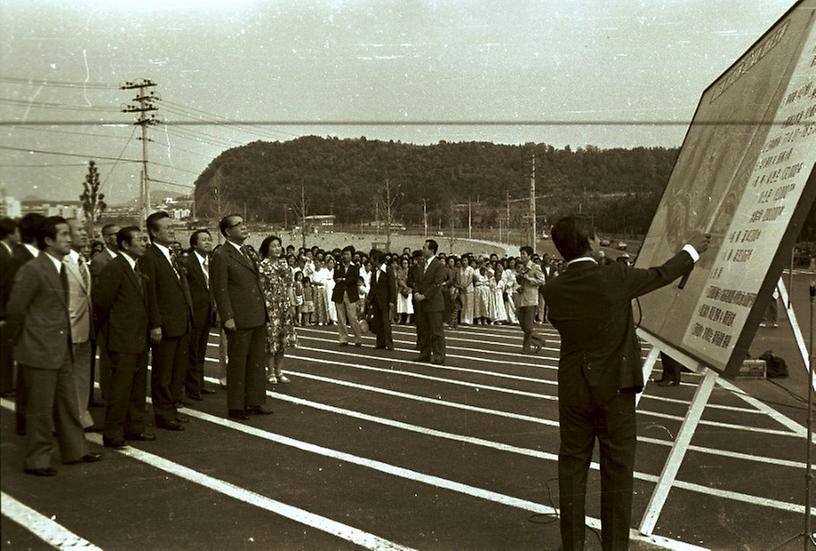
[24,243,40,258]
[44,251,63,274]
[104,246,118,259]
[194,250,209,285]
[120,251,138,272]
[1,241,12,255]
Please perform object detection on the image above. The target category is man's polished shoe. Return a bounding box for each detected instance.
[432,358,445,366]
[188,394,203,401]
[247,405,274,415]
[228,409,249,421]
[84,425,103,433]
[354,342,363,347]
[414,355,431,363]
[24,467,57,477]
[201,388,217,395]
[176,399,192,408]
[156,420,184,431]
[657,378,681,387]
[66,453,103,465]
[103,439,128,449]
[176,414,190,423]
[338,342,349,346]
[124,432,156,441]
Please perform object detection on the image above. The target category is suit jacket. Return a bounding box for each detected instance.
[183,252,215,329]
[6,253,72,369]
[542,250,694,405]
[367,264,397,309]
[89,248,116,286]
[517,261,548,307]
[140,244,193,338]
[210,242,267,330]
[64,252,93,343]
[0,242,17,317]
[93,255,150,355]
[415,257,447,313]
[332,262,360,303]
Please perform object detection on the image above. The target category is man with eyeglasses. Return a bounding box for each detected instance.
[211,215,273,420]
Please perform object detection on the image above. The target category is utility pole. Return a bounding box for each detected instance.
[300,182,307,250]
[530,152,537,249]
[468,196,472,240]
[385,180,393,253]
[283,203,288,229]
[506,190,511,245]
[422,198,428,238]
[121,79,158,223]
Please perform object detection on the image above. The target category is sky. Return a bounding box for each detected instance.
[0,0,799,203]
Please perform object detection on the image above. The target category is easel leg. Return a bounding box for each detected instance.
[636,346,660,408]
[639,366,718,536]
[776,278,816,392]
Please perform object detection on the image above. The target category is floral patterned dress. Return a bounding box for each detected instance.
[259,257,298,354]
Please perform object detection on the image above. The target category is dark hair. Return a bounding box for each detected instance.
[551,215,595,261]
[259,235,282,258]
[369,248,384,263]
[117,226,141,250]
[101,223,119,237]
[18,213,45,244]
[295,271,303,281]
[36,216,67,250]
[0,217,16,240]
[302,276,311,284]
[425,239,439,253]
[286,244,295,251]
[219,214,242,238]
[342,245,355,254]
[520,245,534,256]
[190,229,211,248]
[145,211,170,241]
[412,250,423,259]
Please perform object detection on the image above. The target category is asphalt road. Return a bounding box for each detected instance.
[1,318,812,550]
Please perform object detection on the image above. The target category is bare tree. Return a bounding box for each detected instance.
[447,204,458,254]
[289,182,310,250]
[376,179,401,252]
[79,160,106,240]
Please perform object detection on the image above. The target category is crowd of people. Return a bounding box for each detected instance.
[1,209,711,550]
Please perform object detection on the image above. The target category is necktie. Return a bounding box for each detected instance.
[134,264,144,295]
[202,257,210,287]
[59,263,69,301]
[78,256,90,289]
[168,248,181,279]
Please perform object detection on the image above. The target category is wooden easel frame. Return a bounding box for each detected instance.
[634,276,813,536]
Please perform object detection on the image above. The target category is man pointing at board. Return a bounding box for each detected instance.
[543,215,710,550]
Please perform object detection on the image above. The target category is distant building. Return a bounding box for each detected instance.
[170,208,191,220]
[304,214,336,229]
[20,200,85,221]
[1,195,21,218]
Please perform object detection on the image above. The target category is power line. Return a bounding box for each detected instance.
[0,144,143,162]
[100,125,139,196]
[146,176,194,190]
[160,99,297,140]
[0,75,116,90]
[0,162,119,168]
[0,97,120,112]
[8,125,135,141]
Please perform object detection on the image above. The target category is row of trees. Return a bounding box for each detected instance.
[192,136,681,236]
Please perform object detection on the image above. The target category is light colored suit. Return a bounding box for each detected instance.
[6,253,87,468]
[64,251,94,428]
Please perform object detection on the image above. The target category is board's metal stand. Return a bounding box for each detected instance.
[635,276,813,537]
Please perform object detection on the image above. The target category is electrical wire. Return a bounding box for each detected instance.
[0,144,142,163]
[0,97,120,112]
[99,126,138,196]
[8,125,135,141]
[160,99,298,140]
[0,75,116,89]
[526,477,603,547]
[0,162,118,168]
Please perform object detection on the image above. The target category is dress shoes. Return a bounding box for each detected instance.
[414,355,431,363]
[188,394,204,401]
[247,405,274,415]
[228,409,249,420]
[176,399,192,408]
[339,342,349,346]
[103,439,128,449]
[24,467,57,477]
[432,358,446,366]
[176,414,190,423]
[124,432,156,442]
[354,342,363,347]
[201,388,217,395]
[156,420,185,431]
[532,343,543,355]
[65,453,104,465]
[277,375,291,384]
[84,425,103,433]
[657,378,681,387]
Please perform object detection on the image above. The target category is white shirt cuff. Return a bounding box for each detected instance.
[682,243,700,263]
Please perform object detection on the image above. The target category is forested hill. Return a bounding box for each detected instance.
[192,136,681,234]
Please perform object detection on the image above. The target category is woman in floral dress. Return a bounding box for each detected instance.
[258,235,298,385]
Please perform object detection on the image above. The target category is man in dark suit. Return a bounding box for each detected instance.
[332,245,363,347]
[93,226,155,448]
[406,250,425,350]
[0,216,19,397]
[9,213,45,435]
[141,211,193,431]
[89,222,120,406]
[211,214,273,420]
[542,215,709,550]
[183,229,216,399]
[6,216,103,475]
[413,239,447,365]
[366,248,397,350]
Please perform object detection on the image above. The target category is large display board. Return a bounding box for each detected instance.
[635,0,816,376]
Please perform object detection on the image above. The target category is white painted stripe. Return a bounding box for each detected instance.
[1,492,102,551]
[162,404,708,550]
[0,401,414,551]
[283,353,792,438]
[714,377,811,441]
[637,437,806,470]
[290,349,558,400]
